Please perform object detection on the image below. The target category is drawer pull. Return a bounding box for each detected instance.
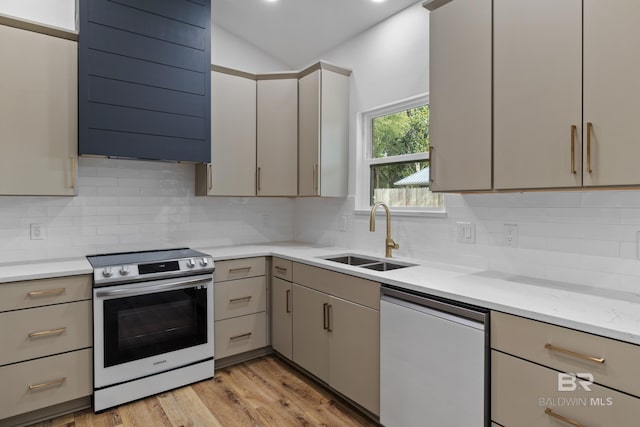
[229,296,252,303]
[28,288,66,297]
[28,327,67,338]
[286,289,291,313]
[327,304,333,332]
[229,266,252,273]
[545,343,605,364]
[28,377,66,391]
[545,408,587,427]
[229,332,252,341]
[274,266,288,273]
[570,125,577,174]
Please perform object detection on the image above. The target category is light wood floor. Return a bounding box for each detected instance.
[29,355,378,427]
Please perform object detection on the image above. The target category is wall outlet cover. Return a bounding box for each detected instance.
[456,222,475,244]
[503,224,519,248]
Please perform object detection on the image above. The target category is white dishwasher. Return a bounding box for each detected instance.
[380,286,489,427]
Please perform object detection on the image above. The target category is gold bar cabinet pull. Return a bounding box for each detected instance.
[545,408,587,427]
[229,266,251,273]
[257,167,262,192]
[327,304,333,332]
[229,332,252,341]
[70,156,76,189]
[274,266,288,273]
[28,327,67,338]
[545,343,605,364]
[586,122,593,174]
[429,146,434,184]
[29,377,66,391]
[27,288,66,297]
[322,303,329,330]
[229,296,252,303]
[570,125,576,174]
[208,163,213,190]
[285,289,291,313]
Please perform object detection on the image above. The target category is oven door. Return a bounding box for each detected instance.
[93,274,213,389]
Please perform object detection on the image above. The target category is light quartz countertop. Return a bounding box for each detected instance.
[1,242,639,346]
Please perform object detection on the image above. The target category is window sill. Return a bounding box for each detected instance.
[354,208,447,219]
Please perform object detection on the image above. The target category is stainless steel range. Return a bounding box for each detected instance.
[87,248,215,412]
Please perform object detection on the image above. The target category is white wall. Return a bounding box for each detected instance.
[293,3,640,296]
[0,158,294,263]
[212,23,289,73]
[0,0,76,30]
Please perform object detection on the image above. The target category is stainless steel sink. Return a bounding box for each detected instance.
[321,254,416,271]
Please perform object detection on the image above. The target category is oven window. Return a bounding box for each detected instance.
[103,287,208,367]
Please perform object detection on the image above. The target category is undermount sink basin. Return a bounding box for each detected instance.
[321,254,416,272]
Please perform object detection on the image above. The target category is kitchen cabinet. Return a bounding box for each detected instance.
[424,0,492,192]
[0,275,92,425]
[213,258,268,361]
[0,21,77,196]
[491,311,640,426]
[271,258,293,360]
[196,69,256,196]
[257,77,298,196]
[291,263,380,415]
[493,0,582,190]
[298,64,351,197]
[78,0,211,163]
[583,0,640,186]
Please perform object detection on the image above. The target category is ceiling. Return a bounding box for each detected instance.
[212,0,421,69]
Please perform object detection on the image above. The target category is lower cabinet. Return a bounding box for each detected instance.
[271,277,292,360]
[213,257,269,362]
[492,350,638,427]
[0,349,92,420]
[491,311,640,427]
[290,263,380,416]
[0,274,92,424]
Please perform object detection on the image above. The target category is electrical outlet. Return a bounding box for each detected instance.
[456,222,475,244]
[30,223,43,240]
[503,224,518,248]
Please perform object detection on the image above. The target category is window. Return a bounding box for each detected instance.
[358,94,444,214]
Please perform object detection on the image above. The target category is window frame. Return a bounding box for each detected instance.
[355,93,446,217]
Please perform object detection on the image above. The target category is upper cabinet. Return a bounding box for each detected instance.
[425,0,492,192]
[257,77,298,196]
[427,0,640,191]
[583,0,640,187]
[196,69,256,196]
[493,0,582,190]
[78,0,211,163]
[0,19,77,196]
[197,62,350,198]
[298,65,351,197]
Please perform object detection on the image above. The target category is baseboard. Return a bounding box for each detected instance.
[214,346,273,370]
[0,397,91,427]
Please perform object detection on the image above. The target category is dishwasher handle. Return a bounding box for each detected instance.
[381,287,487,325]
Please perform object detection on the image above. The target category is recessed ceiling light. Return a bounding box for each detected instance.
[371,0,386,3]
[265,0,278,3]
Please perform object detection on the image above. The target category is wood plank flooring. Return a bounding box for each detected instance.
[28,355,378,427]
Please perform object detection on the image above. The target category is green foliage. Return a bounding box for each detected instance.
[370,106,430,200]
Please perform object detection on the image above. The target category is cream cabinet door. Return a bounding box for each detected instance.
[271,277,292,360]
[583,0,640,186]
[257,78,298,196]
[0,25,77,196]
[204,71,256,196]
[291,284,329,382]
[298,70,321,196]
[328,296,380,416]
[427,0,492,192]
[493,0,582,189]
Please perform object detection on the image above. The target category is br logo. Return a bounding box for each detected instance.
[557,373,594,392]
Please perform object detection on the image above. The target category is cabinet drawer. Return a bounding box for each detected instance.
[0,300,92,366]
[492,350,640,427]
[0,275,91,312]
[214,257,265,282]
[491,311,640,396]
[0,348,92,420]
[214,276,266,321]
[292,262,379,310]
[272,257,292,282]
[214,312,268,359]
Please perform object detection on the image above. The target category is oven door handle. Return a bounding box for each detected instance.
[95,277,211,298]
